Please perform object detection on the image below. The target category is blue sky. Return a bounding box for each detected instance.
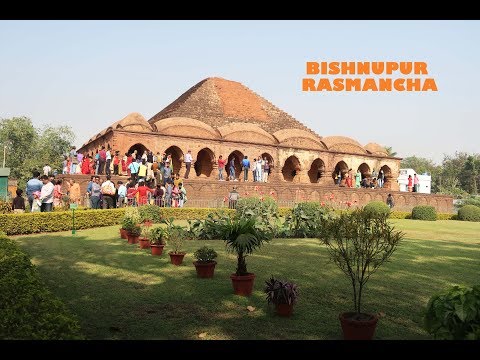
[0,20,478,163]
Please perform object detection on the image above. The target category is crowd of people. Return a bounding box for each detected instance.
[15,161,189,212]
[335,168,386,189]
[85,174,187,209]
[223,155,273,182]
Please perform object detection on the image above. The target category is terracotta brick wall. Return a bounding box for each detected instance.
[58,175,453,213]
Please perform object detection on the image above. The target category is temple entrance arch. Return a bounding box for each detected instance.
[357,163,370,179]
[332,161,349,184]
[308,158,326,183]
[128,143,148,160]
[227,150,244,180]
[380,165,392,188]
[194,148,215,178]
[282,156,301,182]
[164,146,184,176]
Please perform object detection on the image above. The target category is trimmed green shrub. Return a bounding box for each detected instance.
[0,208,126,235]
[363,201,391,217]
[0,208,236,236]
[424,285,480,340]
[457,205,480,222]
[0,236,83,339]
[412,205,437,221]
[437,213,456,220]
[389,211,411,219]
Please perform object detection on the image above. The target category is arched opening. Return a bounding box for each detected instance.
[332,161,349,185]
[308,158,326,183]
[380,165,392,188]
[164,146,184,176]
[194,148,215,177]
[128,143,148,160]
[357,163,371,179]
[282,156,301,182]
[227,150,244,180]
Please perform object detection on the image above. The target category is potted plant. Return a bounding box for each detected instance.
[167,226,187,265]
[122,207,141,239]
[217,217,273,296]
[139,226,151,249]
[120,217,134,239]
[149,227,166,256]
[264,276,299,317]
[127,224,141,244]
[317,209,404,340]
[193,246,218,278]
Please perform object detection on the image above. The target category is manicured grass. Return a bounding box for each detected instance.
[13,220,480,339]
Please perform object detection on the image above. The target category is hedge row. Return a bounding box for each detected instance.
[0,207,236,236]
[0,234,83,339]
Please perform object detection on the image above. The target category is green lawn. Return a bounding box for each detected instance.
[13,220,480,340]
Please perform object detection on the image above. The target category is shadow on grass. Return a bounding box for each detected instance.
[13,226,480,340]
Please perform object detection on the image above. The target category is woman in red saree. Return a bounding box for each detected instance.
[81,156,91,174]
[126,152,133,177]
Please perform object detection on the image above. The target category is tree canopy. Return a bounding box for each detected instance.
[0,117,75,190]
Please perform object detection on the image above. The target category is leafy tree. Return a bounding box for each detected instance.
[438,152,480,195]
[459,156,479,195]
[0,117,75,190]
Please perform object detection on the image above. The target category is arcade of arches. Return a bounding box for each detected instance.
[120,142,399,190]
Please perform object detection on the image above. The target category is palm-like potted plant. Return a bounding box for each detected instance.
[139,226,151,249]
[149,227,166,256]
[167,226,187,265]
[193,246,218,278]
[127,224,141,244]
[217,217,273,296]
[264,276,299,317]
[317,209,404,340]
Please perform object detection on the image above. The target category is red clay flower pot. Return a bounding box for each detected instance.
[120,228,128,239]
[143,220,153,227]
[127,234,139,244]
[193,261,217,278]
[339,312,378,340]
[139,237,151,249]
[275,303,294,317]
[169,252,186,265]
[150,244,165,256]
[230,273,256,296]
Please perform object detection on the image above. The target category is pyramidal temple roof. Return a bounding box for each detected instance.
[148,77,320,138]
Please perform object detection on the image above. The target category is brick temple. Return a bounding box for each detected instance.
[74,77,453,212]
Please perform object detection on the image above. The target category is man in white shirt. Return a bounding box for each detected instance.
[39,175,54,212]
[184,149,193,179]
[43,164,52,176]
[105,149,112,176]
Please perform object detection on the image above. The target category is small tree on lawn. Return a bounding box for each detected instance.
[317,209,404,314]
